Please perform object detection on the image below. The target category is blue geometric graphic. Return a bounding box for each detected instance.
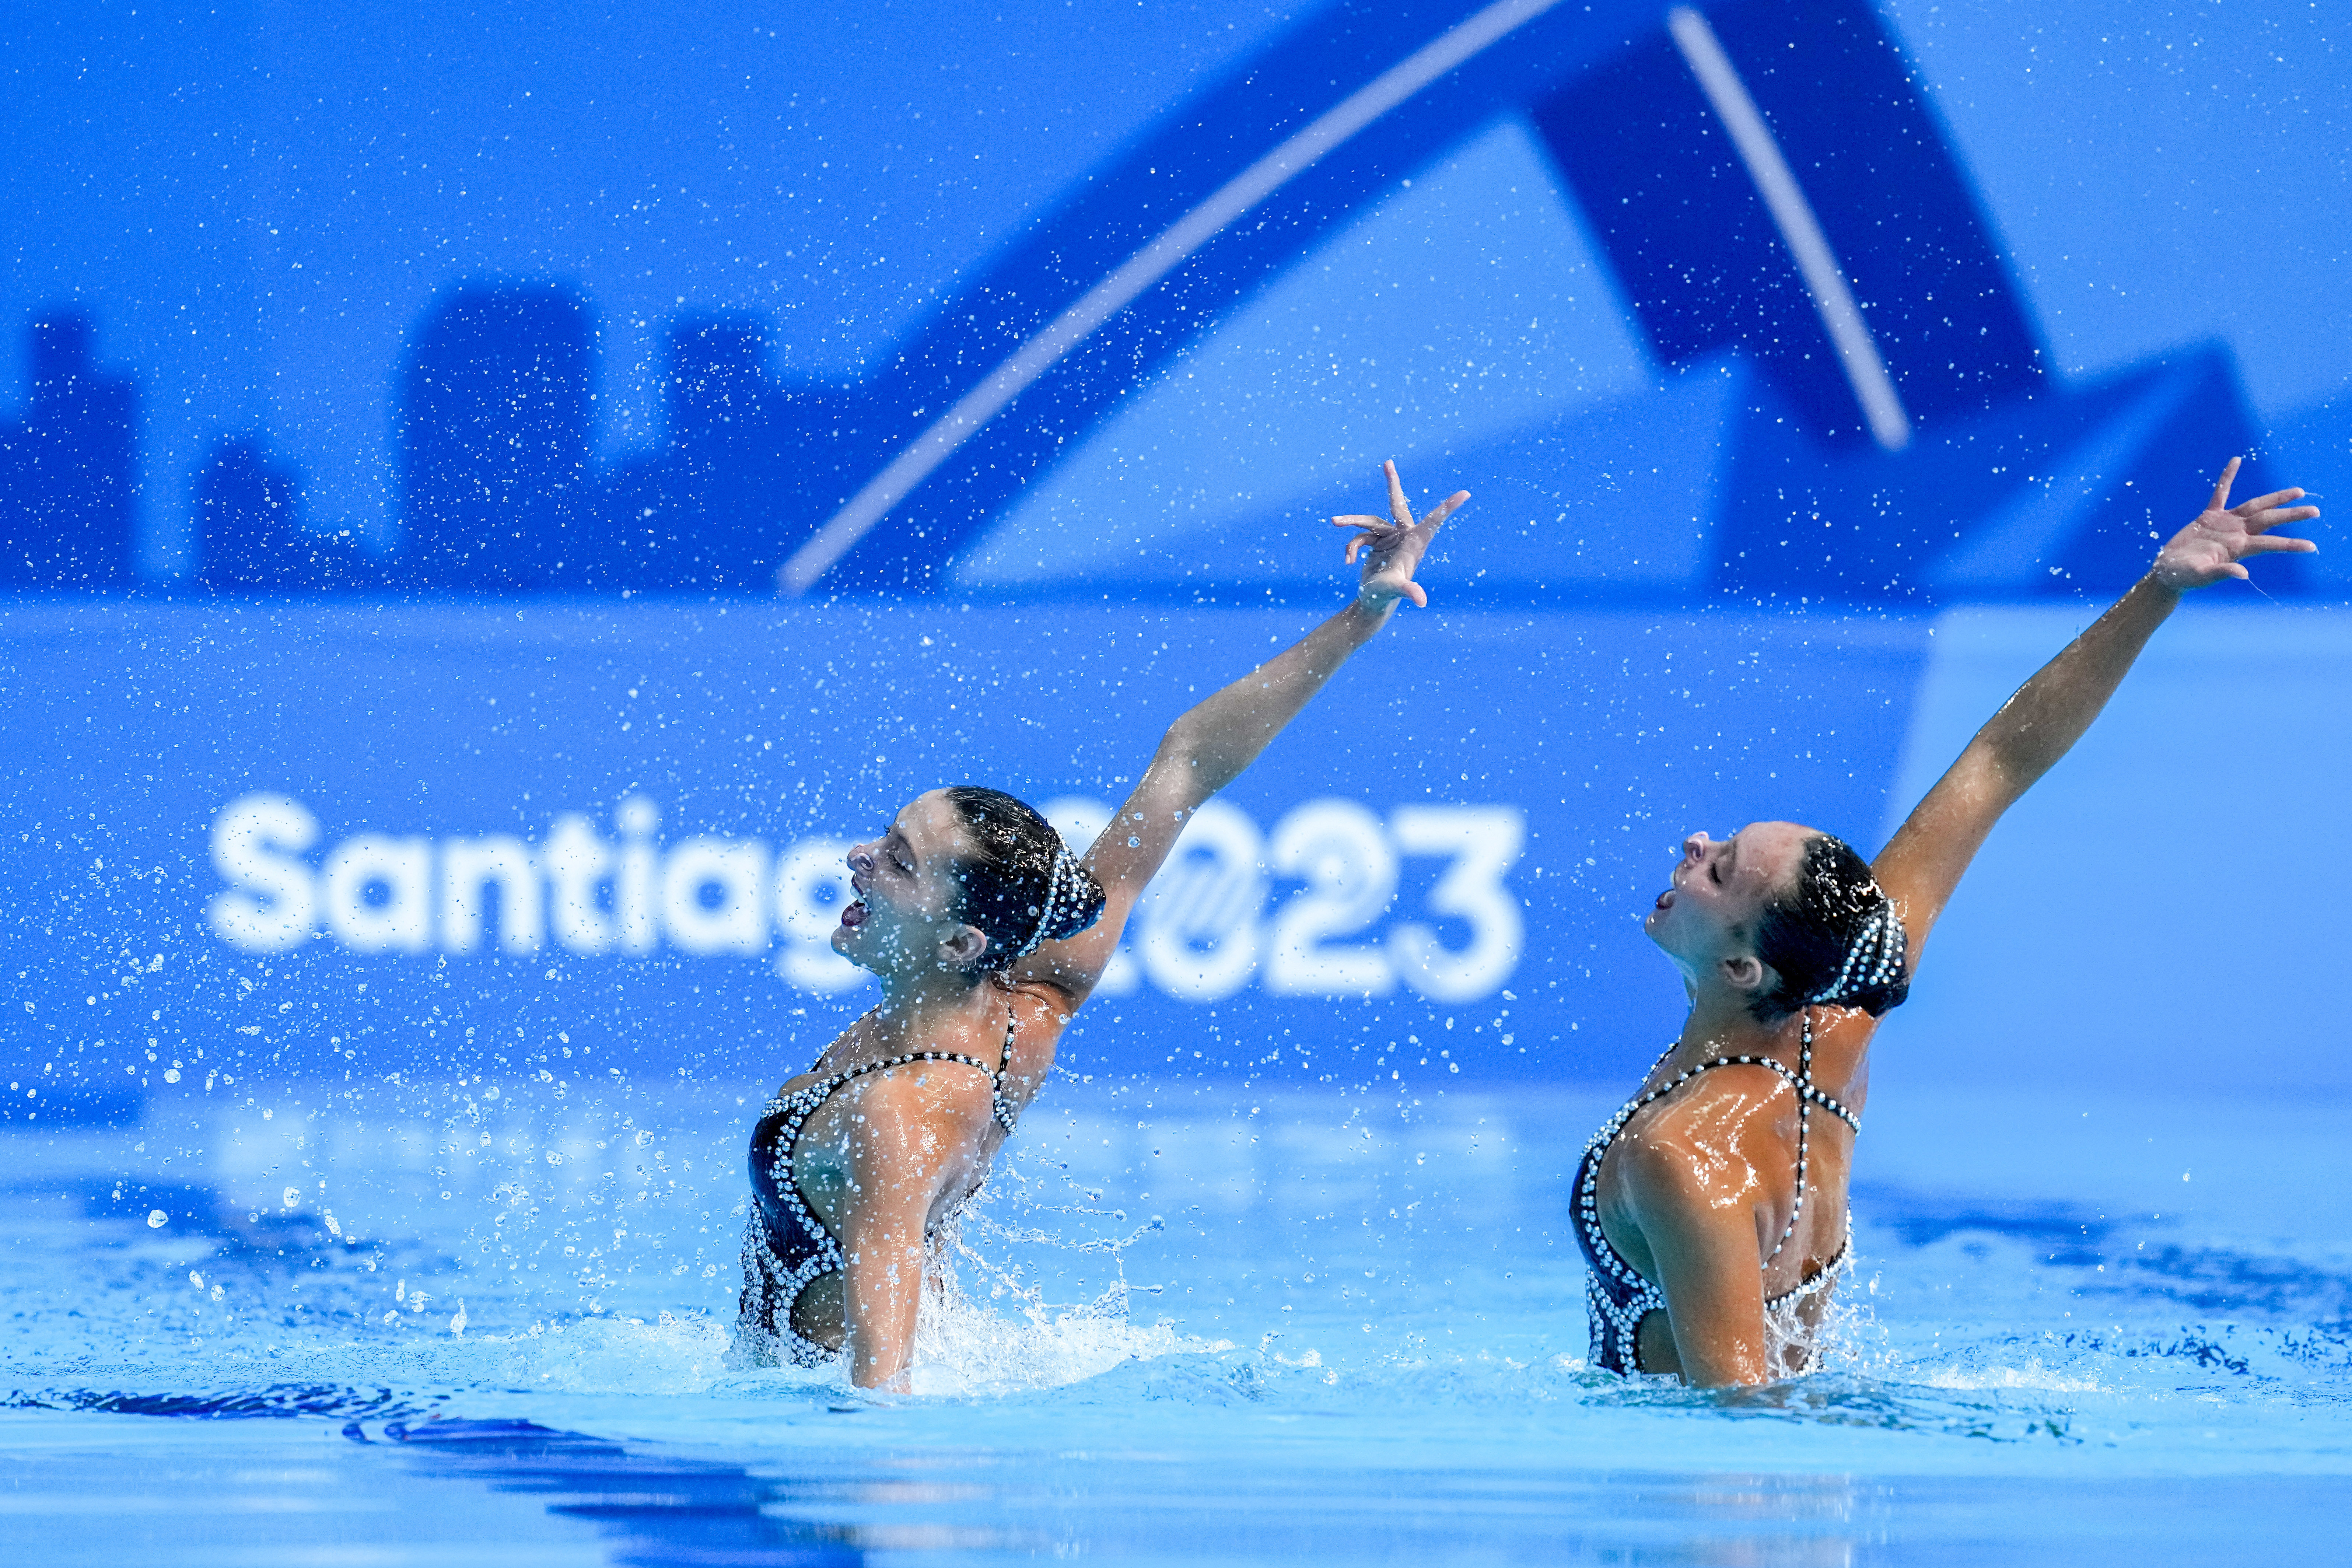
[0,0,2300,602]
[779,0,2269,602]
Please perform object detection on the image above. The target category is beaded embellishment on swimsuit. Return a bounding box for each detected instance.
[738,1008,1020,1368]
[1574,1009,1862,1378]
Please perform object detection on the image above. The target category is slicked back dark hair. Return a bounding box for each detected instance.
[1750,833,1911,1022]
[939,786,1106,972]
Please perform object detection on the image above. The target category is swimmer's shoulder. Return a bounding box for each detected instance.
[826,1052,1001,1135]
[1617,1067,1797,1173]
[1607,1113,1763,1253]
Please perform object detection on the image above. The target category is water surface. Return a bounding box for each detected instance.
[5,1075,2348,1562]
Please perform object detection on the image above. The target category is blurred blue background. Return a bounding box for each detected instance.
[0,0,2343,1113]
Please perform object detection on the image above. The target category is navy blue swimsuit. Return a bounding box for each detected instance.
[738,1010,1019,1367]
[1574,1043,1861,1376]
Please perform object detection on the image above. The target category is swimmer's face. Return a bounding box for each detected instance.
[836,790,990,975]
[1645,822,1813,994]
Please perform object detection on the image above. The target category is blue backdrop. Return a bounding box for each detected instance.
[2,0,2344,598]
[0,0,2343,1123]
[0,597,1932,1117]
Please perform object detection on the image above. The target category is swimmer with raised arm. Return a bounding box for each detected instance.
[740,462,1470,1389]
[1578,459,2319,1385]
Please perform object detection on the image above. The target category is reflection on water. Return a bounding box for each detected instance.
[6,1081,2352,1564]
[381,1417,867,1568]
[13,1398,2352,1567]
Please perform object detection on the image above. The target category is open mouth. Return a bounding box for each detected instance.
[839,899,869,930]
[1654,890,1674,910]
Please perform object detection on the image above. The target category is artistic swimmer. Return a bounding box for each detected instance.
[740,461,1470,1389]
[1578,458,2319,1385]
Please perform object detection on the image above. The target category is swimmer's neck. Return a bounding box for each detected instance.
[1673,986,1797,1066]
[866,962,1004,1033]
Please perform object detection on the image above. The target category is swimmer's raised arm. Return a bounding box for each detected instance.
[1873,458,2317,966]
[1012,461,1467,1000]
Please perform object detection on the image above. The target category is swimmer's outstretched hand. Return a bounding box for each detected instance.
[1333,459,1469,612]
[2153,456,2320,590]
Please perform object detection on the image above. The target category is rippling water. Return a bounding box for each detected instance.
[5,1070,2349,1564]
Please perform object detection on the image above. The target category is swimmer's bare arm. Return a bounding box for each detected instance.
[1621,1128,1774,1386]
[1014,461,1468,1000]
[1873,458,2317,961]
[830,1075,988,1390]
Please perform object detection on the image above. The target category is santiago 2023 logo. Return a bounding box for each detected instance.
[208,794,1524,1003]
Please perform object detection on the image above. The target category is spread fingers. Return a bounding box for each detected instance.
[1418,489,1471,530]
[2239,496,2314,526]
[2208,456,2242,512]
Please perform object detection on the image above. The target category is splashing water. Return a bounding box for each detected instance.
[901,1161,1227,1397]
[8,1075,2352,1562]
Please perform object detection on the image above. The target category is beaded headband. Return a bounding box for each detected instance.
[1810,893,1907,1006]
[1007,843,1082,963]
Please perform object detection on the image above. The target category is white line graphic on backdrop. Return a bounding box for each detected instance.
[1667,5,1911,452]
[777,0,1572,594]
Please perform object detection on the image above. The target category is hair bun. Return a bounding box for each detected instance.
[1810,901,1909,1012]
[1753,833,1914,1022]
[1040,853,1107,945]
[1008,843,1106,960]
[939,786,1110,970]
[1844,972,1911,1017]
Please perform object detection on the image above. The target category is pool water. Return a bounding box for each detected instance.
[5,1069,2351,1563]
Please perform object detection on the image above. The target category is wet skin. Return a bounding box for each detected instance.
[748,792,1061,1362]
[747,461,1470,1390]
[1588,459,2319,1386]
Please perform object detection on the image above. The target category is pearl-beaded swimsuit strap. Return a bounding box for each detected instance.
[1583,1009,1859,1275]
[781,1005,1022,1135]
[989,1003,1019,1133]
[745,1007,1025,1366]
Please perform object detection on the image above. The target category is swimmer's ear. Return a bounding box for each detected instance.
[938,924,990,970]
[1719,952,1772,998]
